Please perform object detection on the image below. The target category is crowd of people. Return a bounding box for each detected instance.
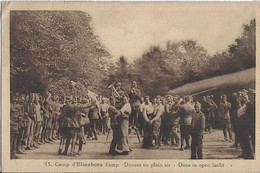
[10,81,255,160]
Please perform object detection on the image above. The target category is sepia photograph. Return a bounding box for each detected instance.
[2,2,260,172]
[8,4,256,160]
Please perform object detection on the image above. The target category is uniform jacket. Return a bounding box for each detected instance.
[179,103,194,125]
[219,101,231,120]
[129,87,142,107]
[191,111,205,136]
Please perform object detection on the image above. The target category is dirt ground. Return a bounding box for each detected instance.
[18,129,242,160]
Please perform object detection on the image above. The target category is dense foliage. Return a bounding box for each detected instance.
[11,11,110,96]
[10,11,255,98]
[109,19,255,97]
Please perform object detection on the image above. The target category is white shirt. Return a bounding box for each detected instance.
[121,102,132,115]
[100,103,109,112]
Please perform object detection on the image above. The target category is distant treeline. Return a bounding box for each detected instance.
[108,19,255,97]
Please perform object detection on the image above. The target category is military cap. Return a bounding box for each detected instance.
[248,88,255,95]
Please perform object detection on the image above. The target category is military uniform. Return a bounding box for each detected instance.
[61,103,89,155]
[206,99,218,132]
[129,86,142,128]
[25,101,35,149]
[246,101,255,152]
[191,110,205,159]
[179,102,194,150]
[108,105,121,154]
[237,103,254,159]
[219,100,232,141]
[10,102,23,159]
[170,104,180,146]
[33,102,42,146]
[89,104,100,140]
[100,102,110,134]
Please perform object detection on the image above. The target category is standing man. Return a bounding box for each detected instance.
[88,102,101,140]
[138,97,145,136]
[219,94,232,142]
[237,93,254,159]
[108,103,121,155]
[191,101,205,159]
[129,81,142,129]
[207,95,218,133]
[110,82,125,109]
[179,96,194,151]
[247,89,255,153]
[25,93,35,150]
[170,95,181,146]
[10,94,23,159]
[99,98,110,134]
[230,92,240,148]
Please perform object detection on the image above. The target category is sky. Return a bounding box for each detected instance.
[83,3,255,62]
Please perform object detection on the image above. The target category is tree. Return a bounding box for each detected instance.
[228,19,255,70]
[10,11,110,95]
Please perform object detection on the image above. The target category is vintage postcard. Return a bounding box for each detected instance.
[1,1,260,173]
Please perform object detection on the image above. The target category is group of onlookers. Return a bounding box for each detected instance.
[10,91,110,158]
[10,84,255,160]
[134,88,255,159]
[10,92,62,159]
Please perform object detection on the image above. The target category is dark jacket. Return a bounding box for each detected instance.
[191,111,205,136]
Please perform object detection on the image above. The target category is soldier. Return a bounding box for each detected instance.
[230,92,240,148]
[110,82,125,109]
[161,95,174,145]
[10,93,23,159]
[16,94,27,154]
[25,93,36,150]
[219,94,233,142]
[206,95,218,133]
[237,92,254,159]
[33,94,42,148]
[57,96,71,155]
[170,95,181,146]
[178,96,194,151]
[108,102,121,155]
[142,96,154,148]
[247,89,255,152]
[61,99,95,156]
[191,101,205,159]
[40,97,49,144]
[99,97,110,134]
[138,97,145,136]
[89,102,101,140]
[77,98,93,155]
[129,81,142,129]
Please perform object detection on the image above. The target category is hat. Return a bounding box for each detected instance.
[156,95,162,99]
[242,89,248,93]
[144,95,150,99]
[194,101,201,108]
[184,95,191,101]
[248,88,255,95]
